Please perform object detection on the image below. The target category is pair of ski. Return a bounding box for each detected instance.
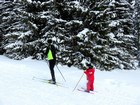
[77,87,95,94]
[32,76,66,88]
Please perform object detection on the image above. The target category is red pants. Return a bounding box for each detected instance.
[87,80,94,91]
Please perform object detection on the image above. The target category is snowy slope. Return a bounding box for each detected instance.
[0,55,140,105]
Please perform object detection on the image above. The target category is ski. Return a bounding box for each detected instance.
[77,88,94,94]
[32,76,60,85]
[42,79,59,85]
[81,87,97,92]
[32,76,67,88]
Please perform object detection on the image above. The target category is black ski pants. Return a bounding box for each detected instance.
[49,60,56,82]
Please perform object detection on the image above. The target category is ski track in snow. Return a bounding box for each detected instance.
[0,55,140,105]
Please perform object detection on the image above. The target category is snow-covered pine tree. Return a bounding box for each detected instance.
[0,0,6,54]
[0,0,137,70]
[55,0,136,70]
[0,0,32,59]
[0,1,4,54]
[22,0,62,60]
[133,0,140,51]
[0,29,4,54]
[106,0,136,69]
[52,0,86,68]
[0,29,5,54]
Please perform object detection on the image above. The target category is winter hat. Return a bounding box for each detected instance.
[86,63,93,68]
[47,39,52,43]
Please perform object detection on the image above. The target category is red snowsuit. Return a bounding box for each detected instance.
[84,68,95,91]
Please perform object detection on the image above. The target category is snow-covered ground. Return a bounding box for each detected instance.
[0,55,140,105]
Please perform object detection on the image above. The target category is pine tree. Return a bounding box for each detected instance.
[55,0,136,70]
[0,0,32,59]
[106,0,136,69]
[0,29,4,54]
[0,0,137,70]
[56,0,136,70]
[134,0,140,51]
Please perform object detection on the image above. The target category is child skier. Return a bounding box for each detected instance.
[84,63,95,92]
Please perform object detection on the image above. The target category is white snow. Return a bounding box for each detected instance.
[0,55,140,105]
[107,33,115,39]
[109,21,119,27]
[77,28,89,41]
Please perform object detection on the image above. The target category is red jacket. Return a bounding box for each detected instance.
[84,68,95,80]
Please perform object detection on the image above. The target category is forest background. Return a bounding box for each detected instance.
[0,0,140,70]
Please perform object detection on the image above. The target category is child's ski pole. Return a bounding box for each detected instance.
[72,72,84,92]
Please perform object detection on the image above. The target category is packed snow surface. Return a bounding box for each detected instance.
[0,55,140,105]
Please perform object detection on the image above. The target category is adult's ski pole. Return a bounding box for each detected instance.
[45,60,66,82]
[56,65,66,82]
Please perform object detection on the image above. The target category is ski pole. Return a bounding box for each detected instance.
[45,60,66,82]
[56,65,66,82]
[72,72,84,92]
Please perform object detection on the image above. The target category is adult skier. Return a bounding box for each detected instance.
[46,39,56,84]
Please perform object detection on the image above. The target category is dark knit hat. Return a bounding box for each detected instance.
[86,63,93,68]
[47,39,52,43]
